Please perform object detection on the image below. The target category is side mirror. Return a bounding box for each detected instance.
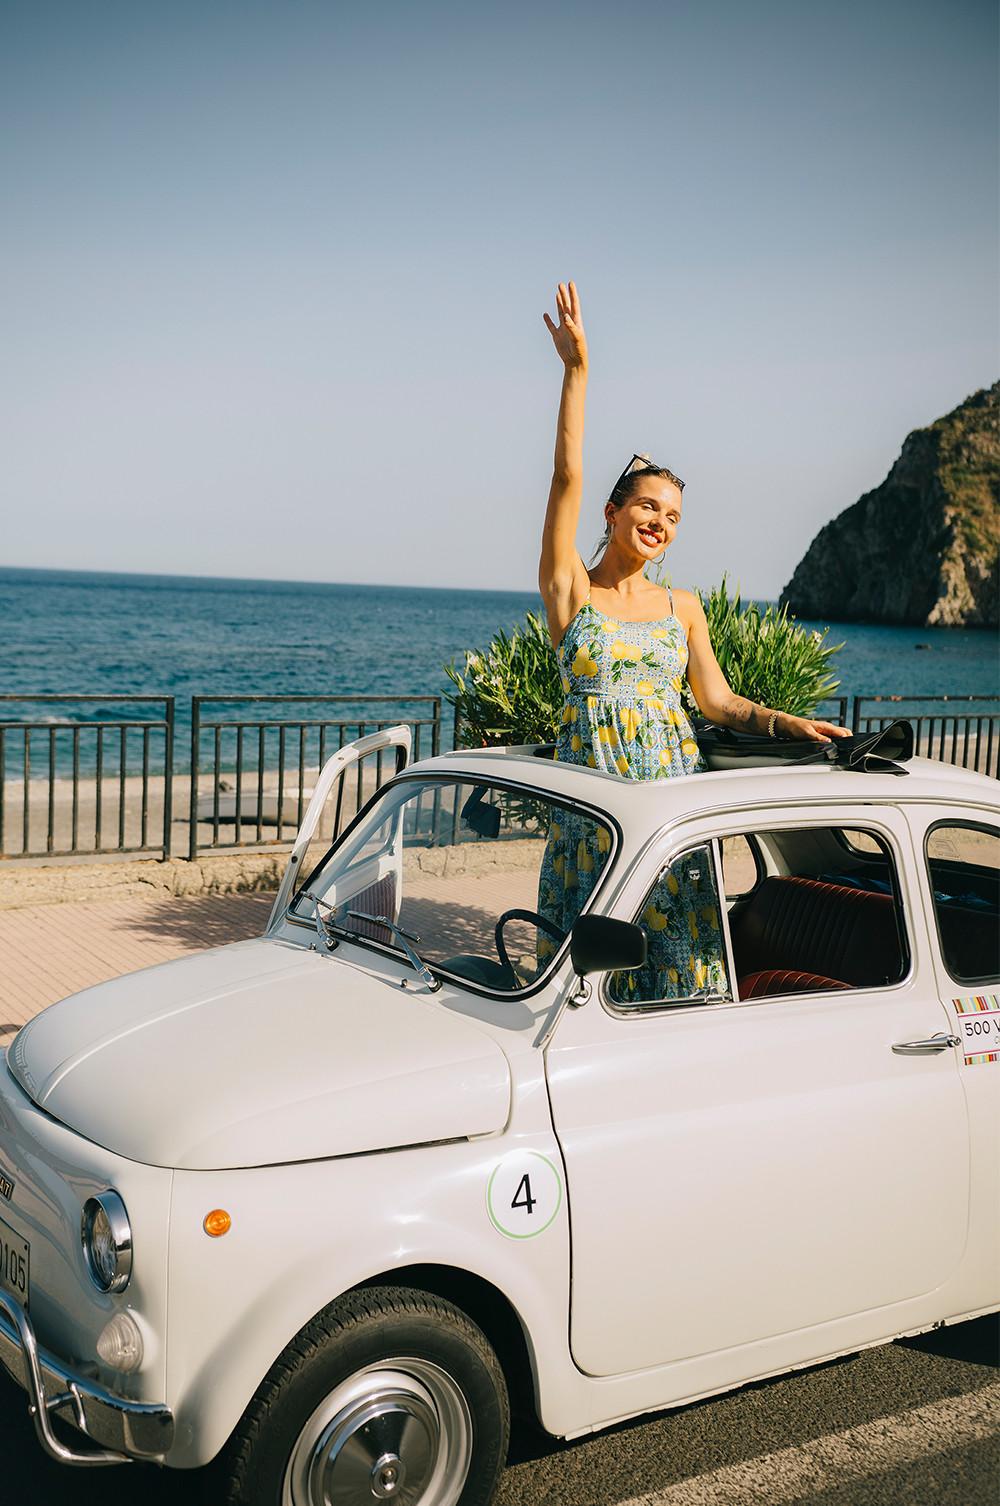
[460,786,502,839]
[570,914,647,977]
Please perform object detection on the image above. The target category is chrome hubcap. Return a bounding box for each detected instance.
[282,1358,473,1506]
[370,1451,405,1498]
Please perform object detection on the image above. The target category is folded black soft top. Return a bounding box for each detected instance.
[695,719,914,777]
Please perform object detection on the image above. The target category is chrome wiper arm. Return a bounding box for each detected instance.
[342,909,440,993]
[301,891,340,952]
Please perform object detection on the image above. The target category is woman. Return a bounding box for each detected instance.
[536,281,850,1000]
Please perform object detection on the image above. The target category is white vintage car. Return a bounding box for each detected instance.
[0,726,997,1506]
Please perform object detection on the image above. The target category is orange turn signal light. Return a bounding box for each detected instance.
[203,1208,232,1238]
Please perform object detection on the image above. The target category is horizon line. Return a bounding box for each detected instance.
[0,562,543,597]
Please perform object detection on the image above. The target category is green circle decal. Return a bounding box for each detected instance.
[486,1151,563,1239]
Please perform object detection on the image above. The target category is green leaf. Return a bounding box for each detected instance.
[445,583,844,749]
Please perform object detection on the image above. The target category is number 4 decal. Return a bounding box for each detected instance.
[511,1173,536,1216]
[487,1152,562,1239]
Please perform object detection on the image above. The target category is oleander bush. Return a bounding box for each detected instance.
[693,577,843,719]
[446,610,564,747]
[445,581,842,748]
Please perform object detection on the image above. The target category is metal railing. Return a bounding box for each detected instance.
[188,696,442,858]
[853,696,999,778]
[0,692,995,865]
[0,696,175,861]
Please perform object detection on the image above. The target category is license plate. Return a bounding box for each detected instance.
[0,1214,29,1310]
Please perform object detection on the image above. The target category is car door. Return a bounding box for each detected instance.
[545,802,970,1381]
[267,724,411,930]
[915,810,1000,1315]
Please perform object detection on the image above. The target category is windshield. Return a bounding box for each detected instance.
[289,775,616,992]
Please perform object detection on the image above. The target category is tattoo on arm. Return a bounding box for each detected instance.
[722,697,768,734]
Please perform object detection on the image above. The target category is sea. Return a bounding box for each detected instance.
[1,566,997,770]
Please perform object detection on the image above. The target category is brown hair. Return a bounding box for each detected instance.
[590,462,685,562]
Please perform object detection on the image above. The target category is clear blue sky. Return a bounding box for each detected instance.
[1,0,996,598]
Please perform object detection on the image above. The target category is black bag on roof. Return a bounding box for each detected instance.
[695,719,914,777]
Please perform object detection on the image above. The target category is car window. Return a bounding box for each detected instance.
[728,824,907,998]
[608,842,732,1008]
[613,823,909,1013]
[291,776,615,993]
[925,822,999,985]
[720,834,760,899]
[838,828,885,856]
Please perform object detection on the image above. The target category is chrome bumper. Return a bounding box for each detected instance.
[0,1292,173,1465]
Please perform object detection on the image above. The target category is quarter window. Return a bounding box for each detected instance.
[925,823,999,985]
[608,842,732,1007]
[720,834,760,899]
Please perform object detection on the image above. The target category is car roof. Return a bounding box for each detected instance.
[410,746,999,827]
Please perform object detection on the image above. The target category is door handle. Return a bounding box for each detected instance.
[891,1033,961,1056]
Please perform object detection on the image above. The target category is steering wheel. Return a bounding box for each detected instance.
[495,909,567,985]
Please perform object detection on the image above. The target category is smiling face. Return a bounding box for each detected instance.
[605,475,683,562]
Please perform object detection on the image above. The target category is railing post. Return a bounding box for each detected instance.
[851,697,862,734]
[188,698,201,861]
[431,697,441,759]
[162,698,175,862]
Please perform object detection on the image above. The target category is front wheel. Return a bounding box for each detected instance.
[220,1286,510,1506]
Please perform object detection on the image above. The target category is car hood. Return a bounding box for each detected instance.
[7,940,512,1169]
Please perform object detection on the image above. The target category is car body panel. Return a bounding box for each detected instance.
[0,746,994,1472]
[0,1061,172,1405]
[9,940,512,1169]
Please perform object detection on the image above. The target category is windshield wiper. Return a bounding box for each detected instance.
[302,891,341,952]
[341,909,440,993]
[302,893,439,993]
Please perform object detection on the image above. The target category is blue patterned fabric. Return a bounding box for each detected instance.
[553,601,705,777]
[538,598,726,1002]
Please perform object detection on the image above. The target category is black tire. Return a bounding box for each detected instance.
[218,1285,510,1506]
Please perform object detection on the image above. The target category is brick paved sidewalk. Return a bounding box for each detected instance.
[0,892,276,1038]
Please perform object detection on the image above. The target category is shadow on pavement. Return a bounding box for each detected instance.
[900,1312,999,1367]
[120,892,276,950]
[0,1370,210,1506]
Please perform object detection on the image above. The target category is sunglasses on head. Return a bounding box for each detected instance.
[612,453,685,494]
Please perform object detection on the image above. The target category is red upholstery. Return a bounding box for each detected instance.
[730,876,902,990]
[739,968,850,999]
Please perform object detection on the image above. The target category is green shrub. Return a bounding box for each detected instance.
[445,611,563,747]
[693,577,843,718]
[445,582,843,748]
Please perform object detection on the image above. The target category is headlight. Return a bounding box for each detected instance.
[81,1191,132,1293]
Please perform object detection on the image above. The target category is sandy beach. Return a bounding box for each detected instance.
[2,724,995,864]
[2,726,997,864]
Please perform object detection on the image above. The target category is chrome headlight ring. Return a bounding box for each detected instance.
[81,1191,133,1294]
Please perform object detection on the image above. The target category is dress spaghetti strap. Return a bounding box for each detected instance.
[667,585,674,617]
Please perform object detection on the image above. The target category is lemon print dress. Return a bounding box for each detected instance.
[537,592,727,1002]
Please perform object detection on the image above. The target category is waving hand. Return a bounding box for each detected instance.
[543,281,588,370]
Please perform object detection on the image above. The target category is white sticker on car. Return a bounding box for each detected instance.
[487,1151,563,1239]
[953,994,1000,1065]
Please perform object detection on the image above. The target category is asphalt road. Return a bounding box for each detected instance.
[2,1316,997,1506]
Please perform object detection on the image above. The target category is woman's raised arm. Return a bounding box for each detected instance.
[538,282,592,646]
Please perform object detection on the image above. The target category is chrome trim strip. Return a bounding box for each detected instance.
[0,1292,173,1465]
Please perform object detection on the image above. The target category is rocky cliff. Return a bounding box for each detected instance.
[781,383,999,626]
